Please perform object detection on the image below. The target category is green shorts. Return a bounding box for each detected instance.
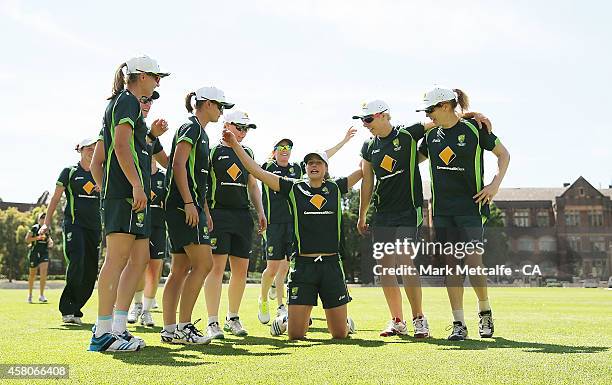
[149,226,168,259]
[209,209,253,259]
[102,198,151,239]
[28,250,49,268]
[166,205,210,254]
[263,223,294,261]
[287,255,351,309]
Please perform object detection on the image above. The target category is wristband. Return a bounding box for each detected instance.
[147,132,157,141]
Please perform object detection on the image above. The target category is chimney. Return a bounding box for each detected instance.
[563,183,570,188]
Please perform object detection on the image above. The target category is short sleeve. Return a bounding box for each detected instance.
[299,161,306,175]
[98,128,104,141]
[278,177,295,197]
[114,93,140,128]
[402,123,425,141]
[335,177,349,195]
[480,131,500,151]
[152,138,163,155]
[177,122,199,146]
[244,146,255,159]
[360,139,373,162]
[56,168,71,187]
[418,136,429,157]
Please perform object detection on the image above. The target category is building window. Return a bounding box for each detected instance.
[517,237,535,252]
[565,211,580,227]
[536,211,549,227]
[500,211,507,227]
[538,236,557,252]
[513,210,530,227]
[579,187,585,197]
[588,210,604,227]
[592,237,606,252]
[567,236,581,252]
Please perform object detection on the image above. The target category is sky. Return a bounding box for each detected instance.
[1,0,611,203]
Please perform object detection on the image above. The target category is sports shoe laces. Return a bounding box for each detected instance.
[187,319,204,336]
[481,313,493,328]
[414,318,424,329]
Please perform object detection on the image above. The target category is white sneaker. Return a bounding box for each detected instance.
[89,332,140,352]
[173,321,211,345]
[380,318,408,337]
[160,328,175,344]
[120,330,146,348]
[39,295,48,303]
[73,317,83,325]
[151,298,159,309]
[27,295,32,304]
[270,315,288,336]
[277,304,288,318]
[128,303,143,324]
[413,316,430,338]
[140,310,155,327]
[206,322,225,339]
[268,284,277,300]
[258,297,270,324]
[347,317,356,334]
[478,310,494,338]
[224,317,248,336]
[62,314,76,324]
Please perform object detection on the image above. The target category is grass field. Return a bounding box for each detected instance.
[1,286,610,384]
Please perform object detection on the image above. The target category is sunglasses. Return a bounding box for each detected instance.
[145,72,161,82]
[276,145,292,152]
[234,123,250,132]
[423,103,443,114]
[206,100,224,112]
[139,95,155,104]
[360,109,388,124]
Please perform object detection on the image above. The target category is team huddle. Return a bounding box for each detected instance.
[29,54,509,352]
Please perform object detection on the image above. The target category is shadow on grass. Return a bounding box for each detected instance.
[108,345,214,366]
[48,323,95,330]
[409,336,609,354]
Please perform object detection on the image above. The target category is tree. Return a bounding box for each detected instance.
[483,203,509,281]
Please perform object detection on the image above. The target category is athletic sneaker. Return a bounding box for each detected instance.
[277,304,288,318]
[62,314,80,324]
[447,321,468,341]
[380,318,408,337]
[39,295,48,303]
[224,317,248,336]
[268,284,277,300]
[73,317,83,325]
[27,295,32,304]
[258,297,270,324]
[160,328,175,344]
[120,330,146,348]
[413,316,430,338]
[270,315,287,336]
[89,332,140,352]
[140,311,155,327]
[347,317,356,334]
[151,298,159,309]
[206,322,225,339]
[173,321,211,345]
[128,303,143,324]
[478,310,494,338]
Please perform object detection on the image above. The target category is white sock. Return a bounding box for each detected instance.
[164,324,176,333]
[478,299,491,312]
[178,322,190,330]
[227,312,238,320]
[95,315,112,337]
[112,310,128,334]
[452,310,465,324]
[208,316,218,325]
[134,291,143,303]
[143,297,154,311]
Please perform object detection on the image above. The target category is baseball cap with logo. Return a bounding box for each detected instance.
[225,110,256,129]
[195,87,235,109]
[274,138,293,148]
[352,100,390,119]
[126,55,170,77]
[304,150,329,166]
[415,86,457,112]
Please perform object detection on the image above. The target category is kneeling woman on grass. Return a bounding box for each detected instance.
[222,129,362,340]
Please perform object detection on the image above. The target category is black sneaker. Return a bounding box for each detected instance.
[478,310,494,338]
[447,321,468,341]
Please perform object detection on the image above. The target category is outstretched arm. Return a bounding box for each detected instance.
[222,129,281,192]
[324,127,357,159]
[346,162,363,189]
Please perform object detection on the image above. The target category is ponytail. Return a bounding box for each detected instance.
[452,88,470,112]
[185,92,196,113]
[108,63,127,100]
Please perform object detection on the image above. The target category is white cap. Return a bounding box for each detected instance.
[76,137,97,151]
[416,86,457,111]
[352,100,390,119]
[125,55,170,77]
[195,86,235,108]
[304,150,329,166]
[224,110,256,129]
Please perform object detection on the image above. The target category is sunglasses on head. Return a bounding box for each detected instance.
[361,109,388,123]
[276,144,292,152]
[233,123,250,132]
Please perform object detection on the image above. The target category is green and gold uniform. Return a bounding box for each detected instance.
[261,160,302,260]
[56,163,101,318]
[28,224,49,268]
[279,177,351,309]
[207,143,255,258]
[101,90,151,238]
[165,116,211,253]
[419,118,500,243]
